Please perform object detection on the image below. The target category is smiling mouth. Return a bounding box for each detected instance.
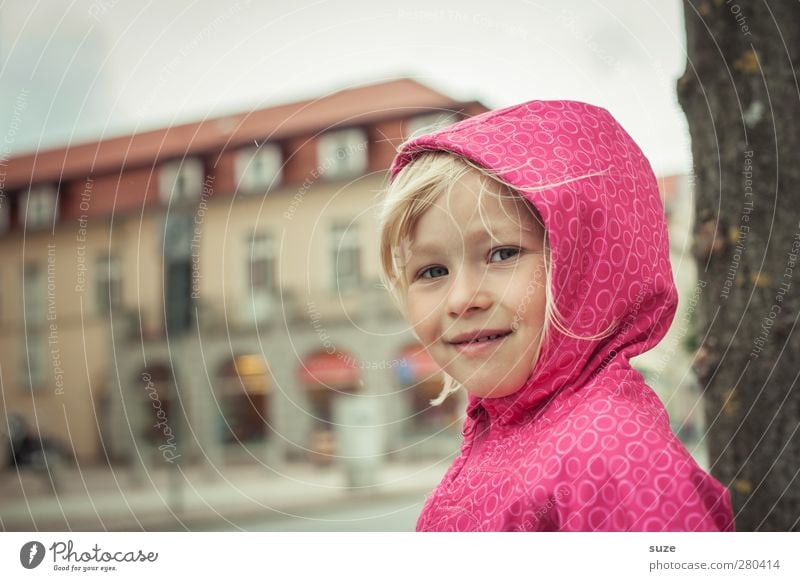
[449,331,514,358]
[452,331,512,345]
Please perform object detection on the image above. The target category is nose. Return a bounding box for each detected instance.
[447,264,493,318]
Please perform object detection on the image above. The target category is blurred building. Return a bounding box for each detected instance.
[0,79,488,468]
[0,79,705,470]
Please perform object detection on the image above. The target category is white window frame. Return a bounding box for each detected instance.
[235,143,282,194]
[159,157,204,204]
[405,112,459,140]
[23,185,59,230]
[317,128,368,180]
[246,232,275,324]
[330,222,360,291]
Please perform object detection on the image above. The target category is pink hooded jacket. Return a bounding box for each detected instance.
[389,100,735,532]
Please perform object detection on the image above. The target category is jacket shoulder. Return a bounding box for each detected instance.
[534,378,733,531]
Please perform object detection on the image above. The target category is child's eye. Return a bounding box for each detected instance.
[415,248,519,280]
[490,247,520,262]
[418,265,448,280]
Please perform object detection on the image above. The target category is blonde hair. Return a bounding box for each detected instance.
[377,151,615,405]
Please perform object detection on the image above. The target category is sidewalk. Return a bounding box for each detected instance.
[0,459,449,531]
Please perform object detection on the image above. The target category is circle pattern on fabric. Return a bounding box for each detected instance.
[389,101,730,533]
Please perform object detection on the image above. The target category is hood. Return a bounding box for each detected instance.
[389,100,678,426]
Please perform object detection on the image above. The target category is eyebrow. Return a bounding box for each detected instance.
[409,227,519,255]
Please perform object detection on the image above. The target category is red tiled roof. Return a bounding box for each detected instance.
[3,79,479,190]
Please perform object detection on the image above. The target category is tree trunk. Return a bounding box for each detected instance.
[677,0,800,531]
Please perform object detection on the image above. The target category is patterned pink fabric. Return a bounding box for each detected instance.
[389,100,735,531]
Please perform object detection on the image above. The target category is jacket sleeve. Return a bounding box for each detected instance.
[551,406,735,532]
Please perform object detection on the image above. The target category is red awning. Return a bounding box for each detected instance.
[297,352,360,386]
[398,344,441,382]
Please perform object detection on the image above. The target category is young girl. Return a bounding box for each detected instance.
[378,99,735,532]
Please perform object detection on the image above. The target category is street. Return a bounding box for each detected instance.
[198,492,426,532]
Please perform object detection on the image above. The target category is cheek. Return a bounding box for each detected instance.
[511,289,547,334]
[406,291,436,339]
[510,270,547,321]
[530,290,547,324]
[526,303,547,336]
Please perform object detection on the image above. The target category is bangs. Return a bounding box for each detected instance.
[378,151,541,302]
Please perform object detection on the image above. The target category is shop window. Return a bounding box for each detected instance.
[410,379,460,430]
[217,355,270,443]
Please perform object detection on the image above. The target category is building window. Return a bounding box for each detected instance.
[140,365,178,445]
[331,223,360,291]
[21,335,47,389]
[216,355,270,443]
[165,260,193,334]
[96,255,122,315]
[249,232,275,294]
[246,232,275,325]
[159,158,205,204]
[317,128,368,180]
[405,112,459,140]
[21,263,46,389]
[0,196,10,234]
[235,144,282,194]
[22,185,58,230]
[23,263,45,326]
[162,212,194,260]
[162,212,195,335]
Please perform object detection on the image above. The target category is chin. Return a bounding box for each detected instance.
[482,387,521,399]
[462,377,523,399]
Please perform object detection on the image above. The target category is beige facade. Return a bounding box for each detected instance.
[109,173,465,471]
[1,80,703,472]
[1,80,474,469]
[0,215,115,464]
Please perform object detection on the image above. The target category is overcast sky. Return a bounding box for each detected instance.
[0,0,691,175]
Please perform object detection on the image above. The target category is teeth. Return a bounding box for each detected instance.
[467,333,506,344]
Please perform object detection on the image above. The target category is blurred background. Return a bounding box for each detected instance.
[0,0,706,531]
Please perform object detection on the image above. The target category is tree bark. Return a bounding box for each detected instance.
[677,0,800,531]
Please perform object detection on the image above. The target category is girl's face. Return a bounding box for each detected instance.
[403,172,548,399]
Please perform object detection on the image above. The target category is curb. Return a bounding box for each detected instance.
[2,485,433,532]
